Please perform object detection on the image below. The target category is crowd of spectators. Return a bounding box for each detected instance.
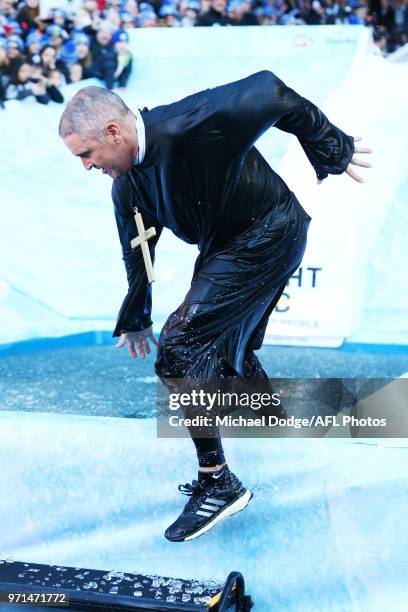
[0,0,134,106]
[1,0,406,107]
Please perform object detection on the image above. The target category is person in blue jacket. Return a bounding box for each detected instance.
[59,71,371,542]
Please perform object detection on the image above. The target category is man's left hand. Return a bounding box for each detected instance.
[345,136,373,183]
[317,136,372,185]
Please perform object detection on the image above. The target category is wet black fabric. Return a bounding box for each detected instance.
[155,195,311,378]
[193,436,226,469]
[111,70,354,378]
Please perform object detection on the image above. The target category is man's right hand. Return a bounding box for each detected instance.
[114,326,158,359]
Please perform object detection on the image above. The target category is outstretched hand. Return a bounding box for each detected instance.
[345,136,373,183]
[317,136,372,185]
[115,325,158,359]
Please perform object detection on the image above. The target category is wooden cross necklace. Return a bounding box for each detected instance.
[131,207,156,283]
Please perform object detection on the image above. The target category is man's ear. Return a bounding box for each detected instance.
[105,122,121,143]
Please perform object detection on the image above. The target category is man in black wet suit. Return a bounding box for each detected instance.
[60,71,371,541]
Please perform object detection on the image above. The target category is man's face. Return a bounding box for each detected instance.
[84,0,97,11]
[51,35,64,49]
[140,16,157,27]
[69,63,83,82]
[1,0,15,16]
[107,10,121,28]
[211,0,226,12]
[75,9,92,28]
[42,47,56,65]
[97,28,113,46]
[125,0,139,15]
[63,128,134,179]
[7,43,21,59]
[18,63,31,83]
[114,40,128,53]
[28,40,41,54]
[75,41,89,59]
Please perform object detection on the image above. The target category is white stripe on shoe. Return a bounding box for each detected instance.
[185,489,253,541]
[200,503,219,511]
[205,498,226,506]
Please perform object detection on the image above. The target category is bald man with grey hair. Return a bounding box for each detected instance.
[60,75,371,542]
[60,87,138,176]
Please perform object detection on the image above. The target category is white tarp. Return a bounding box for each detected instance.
[0,410,407,611]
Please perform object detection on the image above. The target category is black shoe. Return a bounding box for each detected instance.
[164,468,252,542]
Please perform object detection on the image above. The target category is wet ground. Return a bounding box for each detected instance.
[1,342,407,418]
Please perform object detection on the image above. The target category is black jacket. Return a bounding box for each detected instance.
[82,25,117,89]
[6,80,49,104]
[84,47,117,90]
[111,70,354,337]
[196,7,232,26]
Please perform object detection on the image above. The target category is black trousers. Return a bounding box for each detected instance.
[155,194,311,466]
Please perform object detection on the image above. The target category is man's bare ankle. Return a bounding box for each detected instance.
[198,462,227,473]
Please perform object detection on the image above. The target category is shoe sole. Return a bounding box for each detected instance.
[182,488,253,542]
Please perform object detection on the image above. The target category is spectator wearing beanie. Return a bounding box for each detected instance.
[6,34,25,60]
[58,39,78,81]
[138,4,159,27]
[196,0,232,25]
[83,21,117,89]
[112,28,132,87]
[83,19,114,60]
[73,32,92,73]
[228,0,259,24]
[179,0,201,26]
[59,37,76,62]
[159,3,180,26]
[260,2,281,25]
[6,35,25,76]
[140,0,162,14]
[50,8,71,31]
[120,10,137,29]
[25,30,42,64]
[45,24,68,54]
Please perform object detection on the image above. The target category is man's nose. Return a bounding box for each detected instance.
[81,158,93,171]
